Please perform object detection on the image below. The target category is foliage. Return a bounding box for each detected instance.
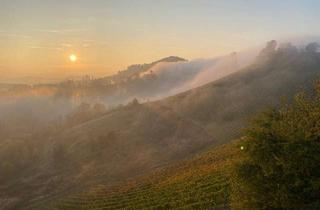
[231,82,320,210]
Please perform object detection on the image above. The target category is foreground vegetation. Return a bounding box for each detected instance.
[232,82,320,209]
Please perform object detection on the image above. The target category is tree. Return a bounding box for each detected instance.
[306,42,320,53]
[130,98,140,106]
[231,81,320,210]
[259,40,278,60]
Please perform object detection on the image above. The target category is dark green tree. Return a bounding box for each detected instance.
[231,82,320,210]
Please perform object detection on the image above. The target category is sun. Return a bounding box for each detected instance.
[69,54,77,62]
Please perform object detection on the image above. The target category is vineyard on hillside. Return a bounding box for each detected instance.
[28,142,241,210]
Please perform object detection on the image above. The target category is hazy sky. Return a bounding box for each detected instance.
[1,0,319,83]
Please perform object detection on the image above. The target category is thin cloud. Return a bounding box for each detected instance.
[60,43,73,48]
[82,43,91,48]
[29,46,63,51]
[33,28,87,34]
[80,41,110,48]
[34,29,63,34]
[0,33,31,39]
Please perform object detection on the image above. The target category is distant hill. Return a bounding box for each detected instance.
[98,56,187,81]
[1,41,320,210]
[0,56,191,105]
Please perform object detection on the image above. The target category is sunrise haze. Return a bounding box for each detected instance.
[1,0,319,83]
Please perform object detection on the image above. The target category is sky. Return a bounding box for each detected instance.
[0,0,320,83]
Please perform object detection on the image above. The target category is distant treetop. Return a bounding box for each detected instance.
[156,56,187,63]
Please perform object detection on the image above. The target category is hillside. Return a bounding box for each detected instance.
[158,42,320,143]
[0,102,214,210]
[1,41,320,210]
[56,102,214,183]
[28,141,241,210]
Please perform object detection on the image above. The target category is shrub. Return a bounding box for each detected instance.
[231,81,320,210]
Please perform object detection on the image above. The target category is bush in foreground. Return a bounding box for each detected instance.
[231,82,320,209]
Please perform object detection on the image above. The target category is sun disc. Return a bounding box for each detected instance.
[69,54,77,62]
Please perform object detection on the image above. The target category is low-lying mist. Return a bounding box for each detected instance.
[0,96,74,137]
[149,48,258,99]
[1,38,315,139]
[0,46,259,133]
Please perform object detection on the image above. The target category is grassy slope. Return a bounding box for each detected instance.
[58,102,214,184]
[158,50,320,143]
[32,141,241,210]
